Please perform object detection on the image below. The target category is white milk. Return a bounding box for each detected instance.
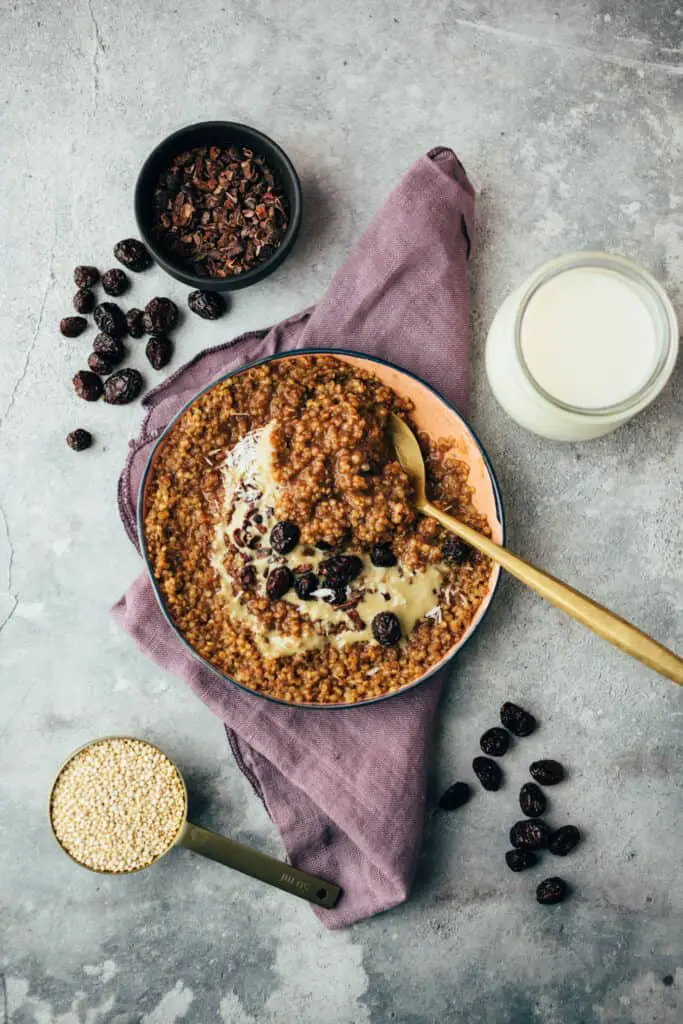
[485,253,678,441]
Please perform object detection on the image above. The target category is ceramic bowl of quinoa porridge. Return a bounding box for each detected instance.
[139,351,504,707]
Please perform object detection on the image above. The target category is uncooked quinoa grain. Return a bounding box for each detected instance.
[50,738,186,873]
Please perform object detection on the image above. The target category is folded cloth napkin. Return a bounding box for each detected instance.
[113,147,475,928]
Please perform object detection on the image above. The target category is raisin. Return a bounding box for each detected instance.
[548,825,580,856]
[505,849,538,872]
[372,612,401,646]
[72,370,103,402]
[325,586,349,606]
[294,571,319,600]
[94,302,127,338]
[500,701,537,737]
[510,819,551,850]
[74,266,99,289]
[66,428,93,451]
[437,782,472,811]
[101,269,129,296]
[126,308,145,338]
[536,877,568,905]
[266,565,293,600]
[319,555,363,587]
[87,351,115,376]
[60,316,88,338]
[188,290,226,320]
[238,565,256,589]
[480,727,510,757]
[146,333,173,370]
[519,782,547,818]
[143,297,178,333]
[114,238,152,272]
[315,539,333,551]
[93,332,125,364]
[370,542,397,567]
[103,368,143,405]
[73,289,95,314]
[442,535,473,564]
[270,520,300,555]
[472,756,502,791]
[530,760,565,786]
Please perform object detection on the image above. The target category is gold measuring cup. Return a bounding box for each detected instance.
[49,736,341,910]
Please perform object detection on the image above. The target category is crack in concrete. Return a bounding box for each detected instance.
[0,971,7,1024]
[0,238,55,430]
[0,504,17,636]
[86,0,105,119]
[452,17,683,77]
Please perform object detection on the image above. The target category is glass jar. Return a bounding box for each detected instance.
[485,252,679,441]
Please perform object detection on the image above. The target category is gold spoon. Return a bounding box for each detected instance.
[389,413,683,686]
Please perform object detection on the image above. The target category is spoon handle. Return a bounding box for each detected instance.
[425,501,683,686]
[178,822,341,908]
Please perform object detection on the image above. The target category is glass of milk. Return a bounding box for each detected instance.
[485,252,679,440]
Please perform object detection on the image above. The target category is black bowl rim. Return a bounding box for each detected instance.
[137,348,506,710]
[134,121,303,292]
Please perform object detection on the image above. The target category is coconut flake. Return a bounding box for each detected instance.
[311,588,335,600]
[425,605,443,623]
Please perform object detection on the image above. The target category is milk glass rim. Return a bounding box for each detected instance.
[514,252,679,418]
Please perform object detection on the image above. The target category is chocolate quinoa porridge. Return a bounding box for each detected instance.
[143,355,494,705]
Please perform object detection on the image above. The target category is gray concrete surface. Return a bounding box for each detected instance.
[1,1,682,1021]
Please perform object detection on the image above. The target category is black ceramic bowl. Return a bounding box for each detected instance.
[134,121,302,292]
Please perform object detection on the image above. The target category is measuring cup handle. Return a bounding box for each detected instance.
[178,821,341,909]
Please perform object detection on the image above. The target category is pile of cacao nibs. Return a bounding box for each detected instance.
[61,239,228,450]
[437,702,581,906]
[151,145,289,279]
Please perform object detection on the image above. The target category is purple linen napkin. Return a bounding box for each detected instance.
[113,148,475,927]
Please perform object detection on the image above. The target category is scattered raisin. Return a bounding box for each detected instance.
[143,297,178,333]
[548,825,580,856]
[530,760,565,786]
[536,877,568,905]
[87,351,115,376]
[146,333,173,370]
[266,565,293,600]
[72,370,103,402]
[73,289,95,314]
[74,266,99,289]
[60,316,88,338]
[480,727,510,757]
[93,332,125,364]
[370,542,397,567]
[66,428,92,451]
[510,819,551,850]
[101,268,129,296]
[472,756,502,791]
[500,701,537,737]
[103,368,143,405]
[319,555,363,587]
[294,571,319,600]
[126,308,145,338]
[519,782,547,818]
[270,520,300,555]
[94,302,127,338]
[437,782,472,811]
[372,612,401,646]
[505,849,538,872]
[442,535,473,564]
[114,238,152,272]
[238,565,256,589]
[188,290,226,320]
